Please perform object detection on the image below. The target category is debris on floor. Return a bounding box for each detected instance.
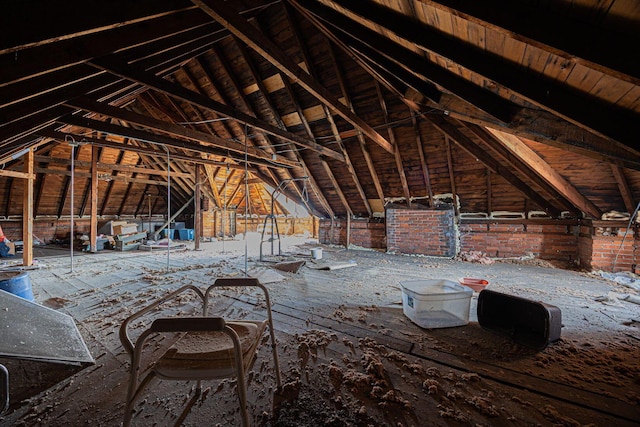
[1,238,639,426]
[272,260,306,273]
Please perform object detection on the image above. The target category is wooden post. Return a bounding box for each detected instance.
[194,164,201,250]
[90,145,98,253]
[22,149,34,266]
[346,214,351,250]
[445,137,459,216]
[486,168,492,215]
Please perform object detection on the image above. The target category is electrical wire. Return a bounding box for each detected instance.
[612,200,640,271]
[244,122,249,276]
[177,117,231,125]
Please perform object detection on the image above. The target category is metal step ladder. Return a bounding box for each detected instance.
[259,214,281,261]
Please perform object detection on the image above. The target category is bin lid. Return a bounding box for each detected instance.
[0,290,94,365]
[400,279,471,296]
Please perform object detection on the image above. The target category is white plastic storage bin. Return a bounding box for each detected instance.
[400,279,473,328]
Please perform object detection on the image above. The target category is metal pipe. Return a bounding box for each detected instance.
[66,136,77,273]
[144,141,171,271]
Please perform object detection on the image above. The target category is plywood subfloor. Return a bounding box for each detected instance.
[1,237,639,426]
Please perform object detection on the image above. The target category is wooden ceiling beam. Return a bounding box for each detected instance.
[429,115,562,217]
[463,123,580,215]
[191,0,396,155]
[284,6,372,217]
[320,156,353,218]
[210,45,328,217]
[375,81,412,207]
[33,155,193,178]
[88,56,345,162]
[610,165,636,215]
[2,0,195,53]
[65,96,299,168]
[328,0,639,149]
[1,10,214,88]
[417,0,638,83]
[291,0,511,122]
[412,112,434,206]
[327,43,385,208]
[38,129,251,170]
[484,127,602,219]
[58,114,292,170]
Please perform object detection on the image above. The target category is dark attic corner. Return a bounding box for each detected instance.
[1,1,639,426]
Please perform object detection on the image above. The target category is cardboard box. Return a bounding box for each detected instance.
[113,223,138,235]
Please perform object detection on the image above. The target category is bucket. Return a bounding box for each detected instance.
[311,248,323,260]
[0,271,35,302]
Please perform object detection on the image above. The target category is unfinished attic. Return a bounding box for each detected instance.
[0,1,639,426]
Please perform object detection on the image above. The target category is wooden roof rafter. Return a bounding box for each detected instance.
[137,90,228,209]
[326,42,385,208]
[375,81,412,207]
[115,155,145,218]
[288,0,510,121]
[191,0,396,155]
[193,51,298,207]
[79,145,102,218]
[411,111,434,207]
[463,124,582,216]
[283,4,372,217]
[415,0,638,84]
[176,65,237,140]
[57,111,292,170]
[87,56,345,162]
[484,127,602,219]
[210,43,329,217]
[610,166,636,215]
[291,0,640,172]
[429,115,563,217]
[38,129,250,171]
[235,23,340,217]
[327,0,640,151]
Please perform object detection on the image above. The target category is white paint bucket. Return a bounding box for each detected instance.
[311,248,323,260]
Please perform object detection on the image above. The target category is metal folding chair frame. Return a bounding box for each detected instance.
[119,278,281,426]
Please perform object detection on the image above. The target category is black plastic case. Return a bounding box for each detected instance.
[477,289,562,350]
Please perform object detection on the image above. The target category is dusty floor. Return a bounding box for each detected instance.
[1,234,639,426]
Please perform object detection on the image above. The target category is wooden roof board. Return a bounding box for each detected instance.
[1,0,639,222]
[489,173,532,214]
[523,139,625,214]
